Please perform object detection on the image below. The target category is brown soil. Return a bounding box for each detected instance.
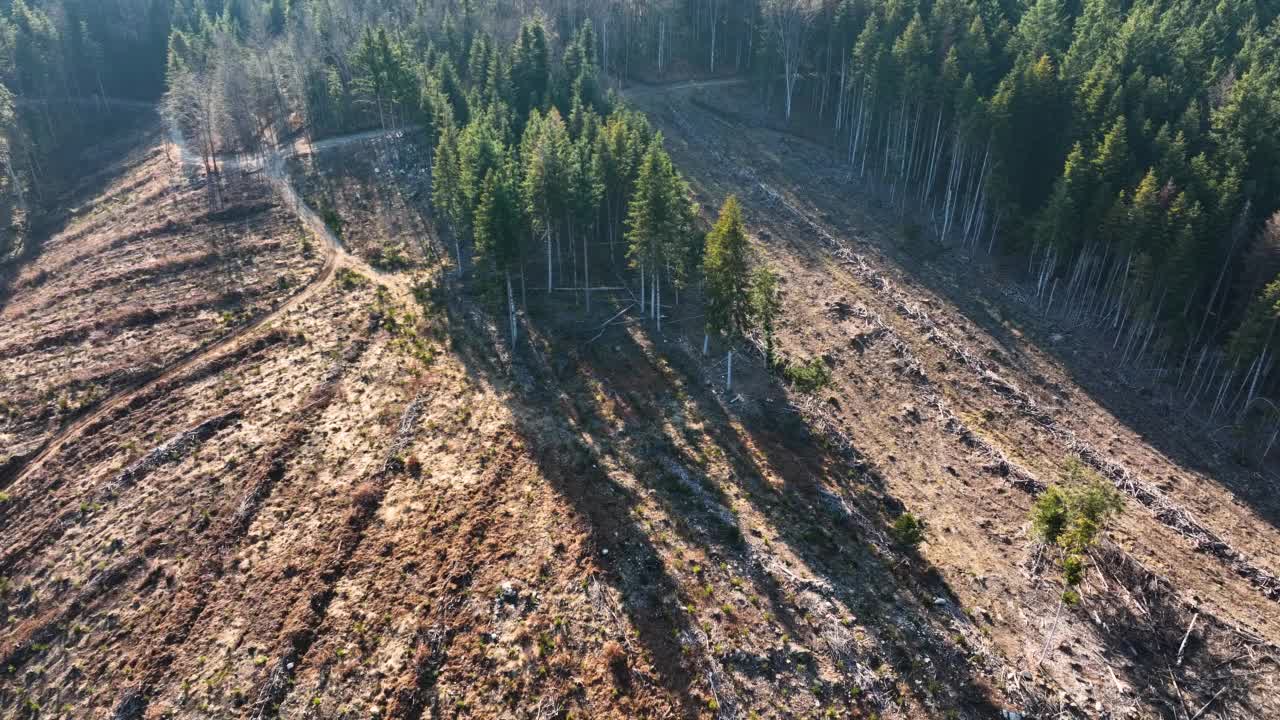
[0,125,323,479]
[1,94,1277,720]
[625,81,1280,719]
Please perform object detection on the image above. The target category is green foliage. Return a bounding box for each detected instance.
[782,356,832,394]
[1031,457,1124,595]
[625,137,696,288]
[750,265,782,364]
[350,27,419,130]
[1229,274,1280,362]
[703,196,753,344]
[890,512,926,548]
[316,199,343,239]
[335,268,368,292]
[1030,486,1070,546]
[473,160,523,275]
[511,20,550,125]
[521,107,571,241]
[432,123,466,244]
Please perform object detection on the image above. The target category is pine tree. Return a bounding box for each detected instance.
[459,110,504,240]
[1009,0,1070,63]
[626,136,692,332]
[512,20,550,125]
[1039,142,1095,255]
[267,0,287,36]
[989,54,1068,214]
[704,195,753,390]
[473,159,524,345]
[351,27,415,130]
[520,108,571,294]
[432,121,466,270]
[750,266,782,367]
[570,130,603,311]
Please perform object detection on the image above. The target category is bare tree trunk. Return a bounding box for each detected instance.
[507,270,518,346]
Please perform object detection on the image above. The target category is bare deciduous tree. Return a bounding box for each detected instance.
[764,0,818,122]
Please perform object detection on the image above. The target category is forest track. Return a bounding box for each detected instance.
[620,75,749,99]
[4,119,417,496]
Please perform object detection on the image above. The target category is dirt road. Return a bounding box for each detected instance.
[6,123,416,494]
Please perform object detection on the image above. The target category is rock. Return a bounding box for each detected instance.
[787,645,814,665]
[499,582,520,604]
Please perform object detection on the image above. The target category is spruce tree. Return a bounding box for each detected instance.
[703,195,753,391]
[626,136,691,331]
[520,108,571,294]
[474,159,524,345]
[750,266,782,367]
[433,121,466,271]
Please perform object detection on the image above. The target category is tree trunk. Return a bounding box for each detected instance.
[710,12,718,74]
[507,270,517,346]
[656,273,662,333]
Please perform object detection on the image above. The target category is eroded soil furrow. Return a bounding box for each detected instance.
[2,145,335,492]
[0,331,293,578]
[108,339,369,720]
[0,339,353,685]
[832,239,1280,603]
[247,394,433,719]
[0,411,239,576]
[0,551,150,674]
[383,448,517,720]
[639,91,1280,715]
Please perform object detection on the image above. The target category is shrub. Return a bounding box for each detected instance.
[1030,486,1069,545]
[371,243,411,270]
[405,454,422,477]
[335,268,368,291]
[901,221,923,247]
[318,201,344,239]
[602,640,628,681]
[351,482,380,514]
[890,512,926,548]
[1030,457,1124,597]
[783,356,832,393]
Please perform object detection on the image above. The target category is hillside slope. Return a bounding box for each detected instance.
[628,81,1280,718]
[0,97,1277,720]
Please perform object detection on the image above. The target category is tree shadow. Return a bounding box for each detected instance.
[651,84,1280,544]
[439,277,1048,717]
[286,132,442,269]
[1086,545,1276,718]
[0,110,157,308]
